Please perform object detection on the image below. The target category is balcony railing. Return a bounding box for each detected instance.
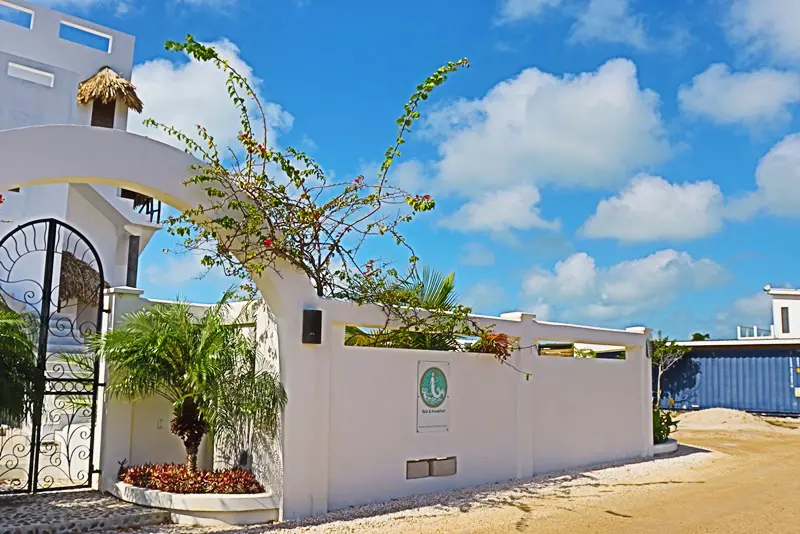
[121,188,162,224]
[737,325,774,339]
[135,196,162,224]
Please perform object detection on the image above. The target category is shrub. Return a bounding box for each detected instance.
[653,404,678,444]
[119,463,265,494]
[469,333,512,358]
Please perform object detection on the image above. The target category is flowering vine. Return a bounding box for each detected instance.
[144,36,523,368]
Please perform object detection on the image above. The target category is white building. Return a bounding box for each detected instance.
[735,285,800,342]
[0,0,161,295]
[0,0,166,490]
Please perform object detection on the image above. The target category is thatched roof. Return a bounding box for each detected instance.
[59,252,109,307]
[77,67,143,113]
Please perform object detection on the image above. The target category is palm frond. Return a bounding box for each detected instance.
[416,264,457,310]
[0,307,39,426]
[89,288,286,467]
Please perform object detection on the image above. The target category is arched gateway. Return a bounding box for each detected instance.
[0,124,323,519]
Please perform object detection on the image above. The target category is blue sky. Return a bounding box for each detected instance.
[39,0,800,339]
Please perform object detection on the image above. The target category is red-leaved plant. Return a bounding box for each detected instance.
[119,463,264,494]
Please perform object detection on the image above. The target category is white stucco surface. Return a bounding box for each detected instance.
[529,355,647,474]
[326,345,520,511]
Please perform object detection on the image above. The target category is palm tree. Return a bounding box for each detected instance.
[0,305,39,428]
[89,292,287,470]
[345,264,460,351]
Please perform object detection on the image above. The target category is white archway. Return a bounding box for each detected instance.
[0,124,320,310]
[0,125,322,519]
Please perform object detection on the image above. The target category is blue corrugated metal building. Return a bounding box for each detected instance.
[659,345,800,416]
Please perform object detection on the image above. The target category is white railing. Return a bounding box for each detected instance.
[737,324,774,339]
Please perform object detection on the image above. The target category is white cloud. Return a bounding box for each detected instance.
[679,64,800,125]
[130,39,293,152]
[462,282,508,314]
[460,243,495,266]
[439,185,559,233]
[731,133,800,218]
[731,292,772,321]
[582,175,725,242]
[725,0,800,65]
[356,159,432,195]
[714,291,773,337]
[429,58,669,192]
[524,250,725,322]
[143,251,219,287]
[496,0,563,23]
[570,0,648,50]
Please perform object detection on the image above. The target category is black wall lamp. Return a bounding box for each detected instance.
[302,309,322,344]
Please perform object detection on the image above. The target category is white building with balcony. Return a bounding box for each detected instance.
[0,0,161,292]
[681,285,800,348]
[735,285,800,341]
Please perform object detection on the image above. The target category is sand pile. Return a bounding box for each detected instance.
[677,408,783,432]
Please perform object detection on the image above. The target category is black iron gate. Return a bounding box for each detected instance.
[0,219,105,493]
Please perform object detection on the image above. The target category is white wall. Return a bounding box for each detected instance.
[530,356,646,474]
[0,0,135,81]
[281,300,652,519]
[65,185,119,283]
[327,343,520,510]
[772,295,800,339]
[0,0,134,132]
[0,3,148,293]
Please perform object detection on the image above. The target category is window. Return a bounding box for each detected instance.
[7,62,54,88]
[0,1,33,29]
[59,21,112,53]
[91,100,115,128]
[782,307,790,334]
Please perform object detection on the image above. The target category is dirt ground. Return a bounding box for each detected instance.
[454,414,800,534]
[147,410,800,534]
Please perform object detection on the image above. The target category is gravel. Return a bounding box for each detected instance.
[130,444,717,534]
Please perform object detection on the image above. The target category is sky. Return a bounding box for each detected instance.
[29,0,800,339]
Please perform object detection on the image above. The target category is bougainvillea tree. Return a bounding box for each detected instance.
[145,36,521,366]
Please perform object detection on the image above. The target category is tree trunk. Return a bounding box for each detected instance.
[656,368,663,405]
[186,445,199,471]
[171,399,207,471]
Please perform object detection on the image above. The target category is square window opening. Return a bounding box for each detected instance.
[0,1,33,29]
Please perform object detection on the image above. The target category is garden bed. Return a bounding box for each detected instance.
[110,482,279,526]
[112,464,279,526]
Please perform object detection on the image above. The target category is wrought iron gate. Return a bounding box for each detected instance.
[0,219,105,493]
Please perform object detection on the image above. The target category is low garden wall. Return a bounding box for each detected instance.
[111,482,279,526]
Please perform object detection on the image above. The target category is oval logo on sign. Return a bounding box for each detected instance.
[420,366,447,408]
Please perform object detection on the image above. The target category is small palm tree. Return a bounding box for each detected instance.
[90,292,287,470]
[345,265,460,351]
[0,305,39,428]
